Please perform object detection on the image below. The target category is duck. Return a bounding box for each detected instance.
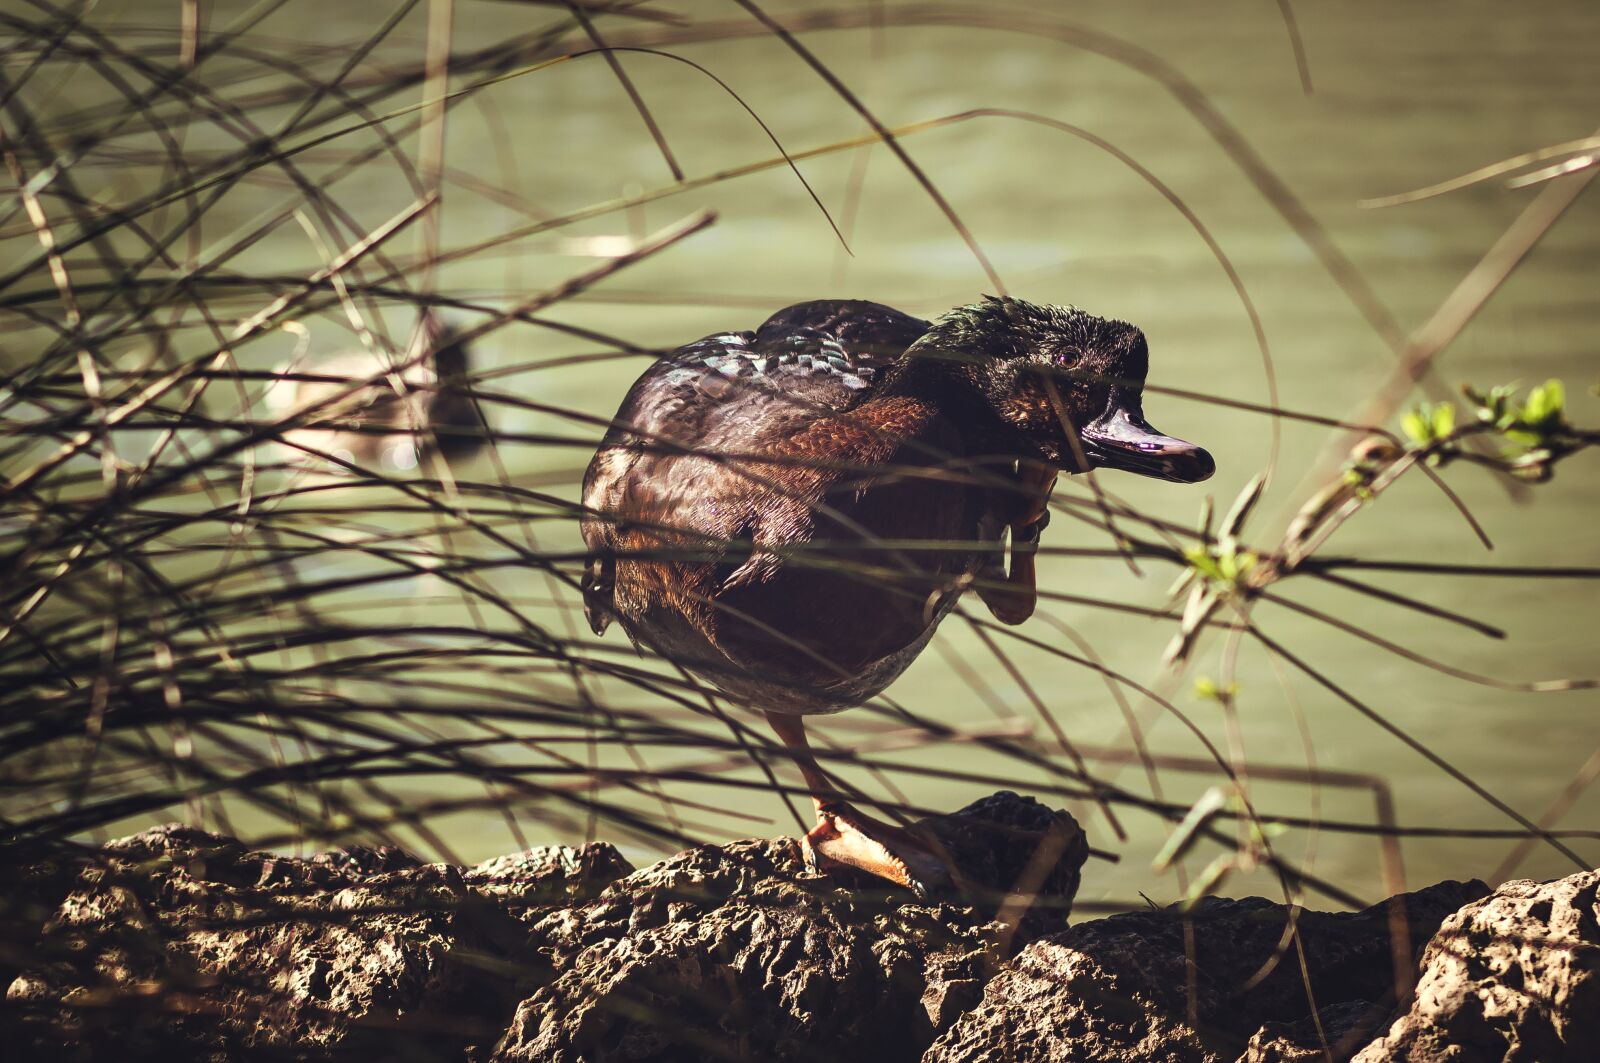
[580,297,1213,893]
[268,312,486,475]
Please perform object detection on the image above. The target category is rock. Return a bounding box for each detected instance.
[488,792,1088,1062]
[925,879,1488,1062]
[10,800,1586,1063]
[492,839,990,1062]
[0,793,1085,1061]
[1353,867,1600,1062]
[3,825,633,1060]
[468,842,638,907]
[1241,1000,1391,1062]
[920,789,1089,913]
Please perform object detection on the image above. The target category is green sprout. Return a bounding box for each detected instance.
[1399,399,1457,453]
[1399,380,1579,482]
[1182,539,1259,597]
[1337,437,1399,501]
[1339,466,1377,501]
[1193,676,1241,703]
[1463,378,1567,439]
[1462,378,1573,481]
[1164,475,1268,667]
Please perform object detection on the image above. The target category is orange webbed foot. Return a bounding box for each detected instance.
[802,802,950,898]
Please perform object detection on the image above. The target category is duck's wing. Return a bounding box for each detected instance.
[579,301,931,635]
[588,300,928,464]
[590,300,930,454]
[753,299,931,374]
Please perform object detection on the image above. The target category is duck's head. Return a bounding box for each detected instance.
[913,296,1214,484]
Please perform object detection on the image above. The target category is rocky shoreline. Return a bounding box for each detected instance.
[3,792,1595,1061]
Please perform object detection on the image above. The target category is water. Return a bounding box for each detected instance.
[8,0,1598,911]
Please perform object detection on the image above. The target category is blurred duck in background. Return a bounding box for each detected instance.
[265,312,487,477]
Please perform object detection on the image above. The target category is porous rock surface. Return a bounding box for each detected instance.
[3,821,631,1060]
[1353,868,1600,1062]
[2,792,1081,1061]
[924,880,1488,1063]
[492,789,1087,1062]
[3,794,1594,1062]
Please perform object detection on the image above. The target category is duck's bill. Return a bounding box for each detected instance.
[1079,406,1215,484]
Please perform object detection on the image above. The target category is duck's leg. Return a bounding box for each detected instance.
[975,462,1057,625]
[766,711,949,896]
